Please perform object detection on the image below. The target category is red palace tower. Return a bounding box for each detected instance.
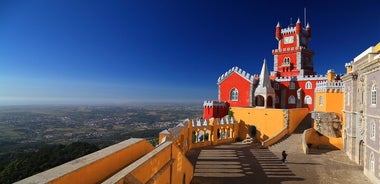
[204,18,327,118]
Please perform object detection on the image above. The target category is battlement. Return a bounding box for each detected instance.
[203,100,228,107]
[217,66,257,84]
[281,26,296,34]
[272,46,306,53]
[274,74,326,82]
[191,115,235,127]
[344,61,353,67]
[315,81,344,92]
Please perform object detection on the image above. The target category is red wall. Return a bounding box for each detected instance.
[203,105,229,119]
[274,79,323,111]
[219,72,252,107]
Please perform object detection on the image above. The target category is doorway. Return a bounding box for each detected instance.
[248,125,257,138]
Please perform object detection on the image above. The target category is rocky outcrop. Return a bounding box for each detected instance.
[313,112,342,137]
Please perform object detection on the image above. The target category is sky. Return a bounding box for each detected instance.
[0,0,379,106]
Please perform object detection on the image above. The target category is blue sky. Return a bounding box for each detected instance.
[0,0,379,105]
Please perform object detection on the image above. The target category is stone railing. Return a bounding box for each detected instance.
[262,126,288,147]
[159,115,238,151]
[302,128,314,154]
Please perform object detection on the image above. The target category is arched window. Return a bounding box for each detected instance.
[371,84,376,106]
[370,120,376,140]
[283,57,291,65]
[319,96,323,106]
[289,82,295,89]
[304,95,312,104]
[305,81,312,89]
[230,88,238,101]
[288,95,296,104]
[370,152,375,173]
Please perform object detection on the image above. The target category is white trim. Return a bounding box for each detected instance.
[304,95,312,104]
[230,88,238,101]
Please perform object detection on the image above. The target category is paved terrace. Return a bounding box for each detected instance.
[186,134,372,184]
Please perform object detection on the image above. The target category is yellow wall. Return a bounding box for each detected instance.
[103,141,193,184]
[231,107,286,141]
[374,41,380,53]
[314,92,327,112]
[288,108,309,133]
[315,91,343,115]
[303,128,342,150]
[325,92,343,115]
[17,139,154,184]
[231,107,308,142]
[313,90,344,149]
[20,139,194,184]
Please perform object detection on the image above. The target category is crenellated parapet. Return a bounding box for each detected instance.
[217,66,257,84]
[272,46,310,54]
[190,115,235,127]
[203,100,227,107]
[275,74,326,82]
[315,81,344,92]
[345,61,353,68]
[281,26,296,34]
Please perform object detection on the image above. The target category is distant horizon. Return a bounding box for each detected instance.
[1,1,379,105]
[0,99,204,108]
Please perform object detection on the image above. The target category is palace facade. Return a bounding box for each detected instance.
[342,43,380,183]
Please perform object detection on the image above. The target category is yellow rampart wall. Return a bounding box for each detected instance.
[231,107,287,141]
[102,141,193,184]
[314,90,344,150]
[18,108,312,183]
[16,138,154,184]
[230,107,308,145]
[302,128,342,153]
[288,108,309,133]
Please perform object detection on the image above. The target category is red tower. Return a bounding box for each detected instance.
[272,18,314,77]
[271,19,324,111]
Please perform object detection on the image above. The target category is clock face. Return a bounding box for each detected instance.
[283,36,294,44]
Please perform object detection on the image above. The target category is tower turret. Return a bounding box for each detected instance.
[275,22,281,41]
[296,18,302,34]
[306,22,311,38]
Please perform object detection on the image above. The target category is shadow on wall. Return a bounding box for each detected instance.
[238,120,268,142]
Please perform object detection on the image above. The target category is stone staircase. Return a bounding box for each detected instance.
[269,116,311,153]
[268,133,303,153]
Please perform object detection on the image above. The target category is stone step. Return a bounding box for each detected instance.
[269,134,303,153]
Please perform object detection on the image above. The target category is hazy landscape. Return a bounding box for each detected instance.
[0,104,202,183]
